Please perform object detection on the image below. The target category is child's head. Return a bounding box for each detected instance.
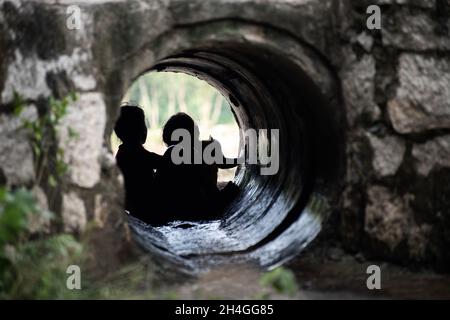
[163,112,199,146]
[114,105,147,145]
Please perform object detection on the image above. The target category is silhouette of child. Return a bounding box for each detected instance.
[200,136,240,213]
[158,112,206,219]
[114,105,164,225]
[159,112,239,220]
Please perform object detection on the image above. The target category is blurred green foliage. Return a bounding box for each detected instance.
[0,187,82,299]
[259,267,299,296]
[16,92,79,189]
[0,187,36,248]
[124,71,235,129]
[0,186,164,299]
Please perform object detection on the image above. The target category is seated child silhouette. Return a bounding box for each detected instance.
[159,113,239,220]
[158,112,206,220]
[200,136,240,215]
[114,105,165,225]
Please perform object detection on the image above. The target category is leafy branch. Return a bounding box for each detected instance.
[14,92,79,189]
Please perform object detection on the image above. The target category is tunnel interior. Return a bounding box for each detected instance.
[121,42,345,273]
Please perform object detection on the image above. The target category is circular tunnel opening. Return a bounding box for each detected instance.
[117,42,345,274]
[112,71,240,184]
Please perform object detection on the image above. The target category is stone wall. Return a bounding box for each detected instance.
[339,0,450,270]
[0,0,449,271]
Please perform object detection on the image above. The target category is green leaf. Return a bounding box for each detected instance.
[47,175,57,188]
[69,92,78,102]
[32,143,41,158]
[259,267,298,296]
[56,160,68,176]
[13,92,25,116]
[0,188,36,246]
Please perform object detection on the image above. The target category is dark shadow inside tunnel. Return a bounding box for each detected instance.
[115,42,345,273]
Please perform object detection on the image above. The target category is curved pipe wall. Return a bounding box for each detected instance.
[126,41,345,274]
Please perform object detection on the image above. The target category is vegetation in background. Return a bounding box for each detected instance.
[15,92,79,190]
[124,72,235,129]
[0,186,82,299]
[259,267,299,297]
[2,94,88,298]
[12,92,80,213]
[0,186,166,299]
